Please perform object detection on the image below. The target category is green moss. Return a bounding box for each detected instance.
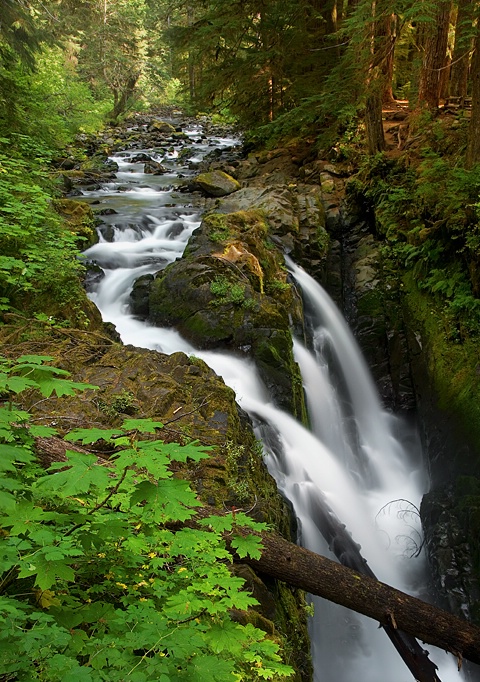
[53,198,99,249]
[95,389,138,419]
[210,276,247,306]
[204,212,233,242]
[403,273,480,455]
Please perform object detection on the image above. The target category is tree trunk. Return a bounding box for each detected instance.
[375,12,396,104]
[417,0,452,110]
[245,530,480,668]
[450,0,474,100]
[110,74,140,121]
[365,86,386,154]
[305,493,441,682]
[466,25,480,167]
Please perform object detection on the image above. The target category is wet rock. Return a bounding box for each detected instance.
[148,210,306,419]
[130,153,152,162]
[144,160,168,174]
[148,120,176,134]
[195,170,240,197]
[130,274,154,317]
[83,261,105,290]
[421,487,480,621]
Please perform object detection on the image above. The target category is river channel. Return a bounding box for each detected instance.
[80,115,469,682]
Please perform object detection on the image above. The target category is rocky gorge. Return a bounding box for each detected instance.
[5,110,480,680]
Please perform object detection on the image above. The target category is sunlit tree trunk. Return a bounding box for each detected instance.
[466,24,480,167]
[417,0,452,109]
[450,0,474,100]
[375,11,396,104]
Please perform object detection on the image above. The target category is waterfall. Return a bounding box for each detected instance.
[81,125,467,682]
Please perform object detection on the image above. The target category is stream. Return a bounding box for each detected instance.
[80,117,468,681]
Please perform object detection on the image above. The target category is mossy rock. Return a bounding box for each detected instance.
[149,120,176,133]
[402,273,480,479]
[195,170,240,197]
[53,198,99,249]
[148,209,306,417]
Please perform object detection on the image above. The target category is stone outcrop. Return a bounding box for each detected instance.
[145,209,307,420]
[53,198,99,249]
[195,169,241,196]
[2,325,312,681]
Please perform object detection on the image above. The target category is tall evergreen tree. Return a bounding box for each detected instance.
[417,0,452,109]
[450,0,475,99]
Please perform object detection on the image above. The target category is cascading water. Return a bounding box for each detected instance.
[81,121,468,682]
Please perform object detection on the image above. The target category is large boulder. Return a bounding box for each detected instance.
[195,170,241,197]
[148,120,176,134]
[146,209,306,420]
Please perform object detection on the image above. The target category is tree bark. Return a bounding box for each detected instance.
[466,25,480,167]
[242,533,480,663]
[376,12,396,104]
[242,530,480,668]
[450,0,474,100]
[307,494,441,682]
[365,86,386,154]
[417,0,452,110]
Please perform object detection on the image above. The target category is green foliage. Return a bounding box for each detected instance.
[0,356,294,680]
[355,148,480,330]
[210,276,250,307]
[0,138,87,316]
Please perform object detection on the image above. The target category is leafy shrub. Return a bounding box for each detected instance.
[0,139,85,316]
[0,356,294,681]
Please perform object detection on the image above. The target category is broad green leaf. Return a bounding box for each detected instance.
[199,515,235,533]
[158,440,212,463]
[2,501,58,535]
[32,377,97,398]
[0,407,31,424]
[2,376,39,394]
[205,621,244,654]
[154,479,202,520]
[129,480,161,509]
[28,424,58,438]
[229,512,268,531]
[17,554,75,590]
[36,451,113,496]
[0,443,35,467]
[0,489,18,512]
[16,355,55,364]
[118,445,170,478]
[184,655,235,681]
[230,534,263,560]
[121,418,164,432]
[66,427,123,444]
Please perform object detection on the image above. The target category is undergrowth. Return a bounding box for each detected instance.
[353,147,480,334]
[0,355,293,681]
[0,136,87,320]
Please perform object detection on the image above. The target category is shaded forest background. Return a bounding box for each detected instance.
[3,0,480,326]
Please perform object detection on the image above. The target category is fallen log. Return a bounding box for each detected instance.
[307,492,441,682]
[242,530,480,668]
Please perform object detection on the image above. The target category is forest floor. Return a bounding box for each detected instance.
[382,98,471,160]
[382,99,410,157]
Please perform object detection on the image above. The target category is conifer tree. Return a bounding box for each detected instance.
[450,0,475,100]
[417,0,452,109]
